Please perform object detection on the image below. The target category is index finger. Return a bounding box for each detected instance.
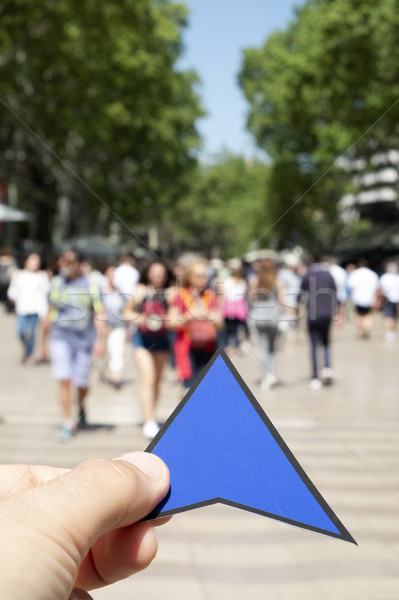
[0,465,69,498]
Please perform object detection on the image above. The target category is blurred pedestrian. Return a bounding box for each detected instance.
[248,258,285,390]
[328,257,348,328]
[113,253,139,296]
[0,247,16,313]
[124,261,174,440]
[298,254,337,390]
[378,261,399,342]
[81,258,107,290]
[221,259,248,355]
[347,258,379,338]
[7,253,49,364]
[168,259,223,392]
[45,250,106,441]
[101,265,128,386]
[277,259,302,338]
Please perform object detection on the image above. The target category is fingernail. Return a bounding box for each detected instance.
[114,451,168,482]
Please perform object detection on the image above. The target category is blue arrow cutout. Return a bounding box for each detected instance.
[146,348,356,544]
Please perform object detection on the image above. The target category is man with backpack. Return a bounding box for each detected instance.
[45,250,105,440]
[298,254,337,390]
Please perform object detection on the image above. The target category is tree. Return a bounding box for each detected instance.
[162,154,270,258]
[239,0,399,248]
[0,0,203,251]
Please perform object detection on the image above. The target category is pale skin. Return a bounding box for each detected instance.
[356,312,373,337]
[59,380,88,421]
[123,263,174,424]
[0,452,170,600]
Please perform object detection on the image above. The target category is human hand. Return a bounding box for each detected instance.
[0,452,170,600]
[38,344,50,362]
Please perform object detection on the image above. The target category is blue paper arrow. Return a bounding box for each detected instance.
[146,348,355,543]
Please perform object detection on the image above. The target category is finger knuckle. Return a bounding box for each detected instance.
[77,458,140,493]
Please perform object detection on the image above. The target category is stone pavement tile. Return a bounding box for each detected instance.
[1,311,399,599]
[206,581,323,600]
[94,575,205,600]
[319,577,399,600]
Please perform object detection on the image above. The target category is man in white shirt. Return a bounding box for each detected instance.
[347,258,379,338]
[379,261,399,341]
[113,253,140,297]
[329,258,348,328]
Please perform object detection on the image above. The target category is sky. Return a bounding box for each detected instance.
[179,0,300,161]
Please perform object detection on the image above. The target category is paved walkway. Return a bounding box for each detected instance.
[0,309,398,599]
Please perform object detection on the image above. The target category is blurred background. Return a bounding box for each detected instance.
[1,0,399,267]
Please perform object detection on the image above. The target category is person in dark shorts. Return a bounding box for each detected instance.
[355,305,371,316]
[347,259,379,338]
[124,261,174,440]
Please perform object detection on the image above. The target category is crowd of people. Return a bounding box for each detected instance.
[1,246,398,442]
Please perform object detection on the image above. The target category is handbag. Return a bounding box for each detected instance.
[181,289,217,348]
[248,287,280,329]
[186,319,217,348]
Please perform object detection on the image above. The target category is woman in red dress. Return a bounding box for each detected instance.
[168,259,223,391]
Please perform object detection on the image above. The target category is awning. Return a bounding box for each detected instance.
[0,204,32,222]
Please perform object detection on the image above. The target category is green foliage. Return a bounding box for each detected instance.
[0,0,203,247]
[238,0,399,248]
[164,154,270,258]
[343,217,373,241]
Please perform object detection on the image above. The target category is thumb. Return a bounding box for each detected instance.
[0,452,169,600]
[33,452,170,557]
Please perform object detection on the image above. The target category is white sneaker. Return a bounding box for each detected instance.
[240,341,252,353]
[142,421,160,440]
[261,373,278,391]
[385,331,397,343]
[59,421,77,442]
[321,367,333,385]
[309,378,322,391]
